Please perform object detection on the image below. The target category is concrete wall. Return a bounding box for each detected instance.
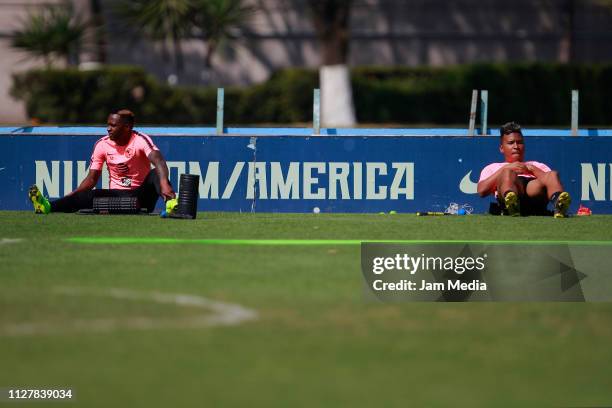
[103,0,612,86]
[0,0,65,124]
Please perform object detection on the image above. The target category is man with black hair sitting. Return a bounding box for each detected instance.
[29,109,176,214]
[477,122,571,218]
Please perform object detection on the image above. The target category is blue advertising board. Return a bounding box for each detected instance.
[1,128,611,214]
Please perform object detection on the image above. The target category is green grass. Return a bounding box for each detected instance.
[1,211,612,407]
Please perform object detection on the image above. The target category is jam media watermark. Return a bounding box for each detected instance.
[361,243,612,302]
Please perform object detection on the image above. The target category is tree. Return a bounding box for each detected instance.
[115,0,254,75]
[11,1,86,68]
[115,0,193,72]
[307,0,356,127]
[191,0,256,68]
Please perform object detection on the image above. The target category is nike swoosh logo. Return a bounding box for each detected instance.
[460,170,478,194]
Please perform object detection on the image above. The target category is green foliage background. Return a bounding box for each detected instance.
[11,63,612,126]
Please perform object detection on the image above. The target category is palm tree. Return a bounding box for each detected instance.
[191,0,256,68]
[307,0,356,127]
[115,0,193,72]
[116,0,254,74]
[12,2,86,68]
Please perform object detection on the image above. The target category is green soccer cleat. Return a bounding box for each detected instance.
[28,185,50,214]
[504,191,520,217]
[553,191,571,218]
[165,198,178,215]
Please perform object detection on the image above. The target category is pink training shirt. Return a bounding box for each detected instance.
[478,161,551,182]
[89,130,158,189]
[478,161,552,195]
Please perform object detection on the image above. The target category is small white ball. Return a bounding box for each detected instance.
[313,207,320,214]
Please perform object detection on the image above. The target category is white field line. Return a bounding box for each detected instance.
[0,286,258,336]
[0,238,23,245]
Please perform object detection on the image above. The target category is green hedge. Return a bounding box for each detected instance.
[11,63,612,125]
[11,66,215,124]
[352,63,612,126]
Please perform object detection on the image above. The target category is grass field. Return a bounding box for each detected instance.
[1,211,612,407]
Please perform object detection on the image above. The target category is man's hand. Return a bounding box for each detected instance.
[525,163,548,179]
[160,179,176,201]
[505,162,529,174]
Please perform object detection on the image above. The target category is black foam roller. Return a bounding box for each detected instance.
[172,174,199,219]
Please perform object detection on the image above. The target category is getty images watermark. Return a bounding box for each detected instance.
[361,243,612,302]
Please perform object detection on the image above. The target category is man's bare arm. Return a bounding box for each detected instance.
[148,150,175,200]
[477,173,499,197]
[70,169,101,195]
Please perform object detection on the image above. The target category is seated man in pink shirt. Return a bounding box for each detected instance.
[477,122,571,218]
[29,109,176,214]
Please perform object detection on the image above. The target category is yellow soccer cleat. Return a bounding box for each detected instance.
[28,185,50,214]
[504,191,520,217]
[553,192,571,218]
[165,198,178,215]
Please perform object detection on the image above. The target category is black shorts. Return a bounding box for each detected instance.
[494,176,552,216]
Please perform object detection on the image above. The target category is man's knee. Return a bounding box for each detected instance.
[545,170,560,181]
[538,170,562,188]
[497,168,520,191]
[497,167,517,183]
